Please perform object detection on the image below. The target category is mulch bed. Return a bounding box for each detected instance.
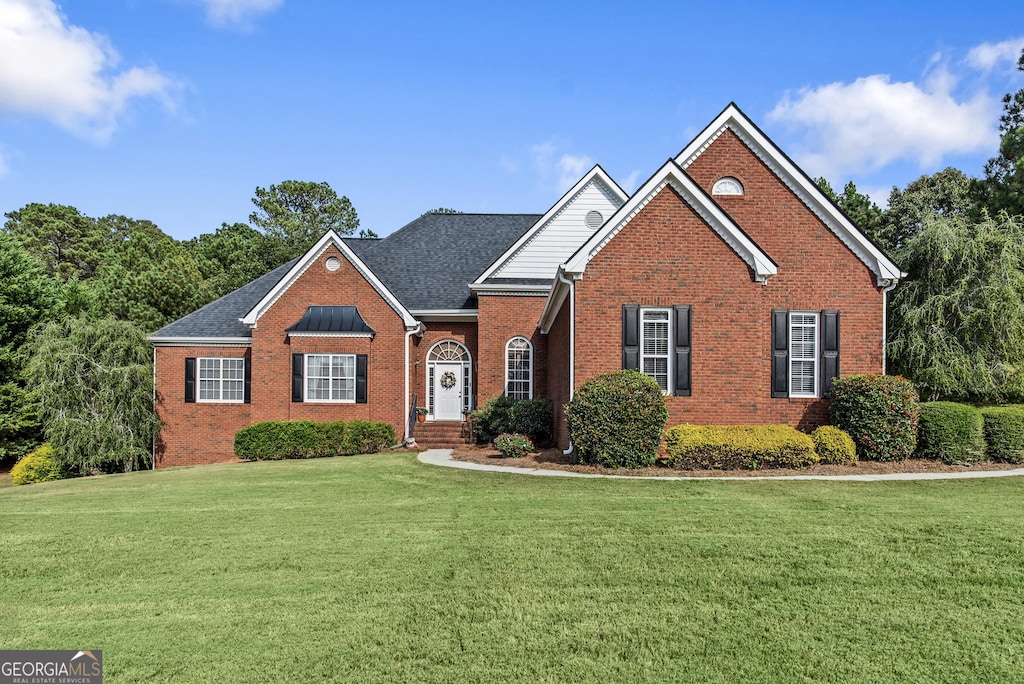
[450,445,1024,478]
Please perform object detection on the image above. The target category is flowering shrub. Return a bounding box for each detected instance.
[830,374,920,461]
[493,433,533,458]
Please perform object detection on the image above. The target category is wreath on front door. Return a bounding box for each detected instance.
[440,371,457,389]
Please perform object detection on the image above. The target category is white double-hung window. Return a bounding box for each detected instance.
[641,308,671,393]
[788,312,819,397]
[306,354,356,402]
[198,358,245,402]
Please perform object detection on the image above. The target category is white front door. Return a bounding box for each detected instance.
[433,362,463,420]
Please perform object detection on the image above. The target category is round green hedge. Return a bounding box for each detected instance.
[980,405,1024,463]
[565,370,668,469]
[811,426,857,465]
[916,401,985,464]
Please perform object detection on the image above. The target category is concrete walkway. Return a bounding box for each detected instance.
[417,449,1024,482]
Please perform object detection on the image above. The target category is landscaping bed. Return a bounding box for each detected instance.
[450,444,1024,477]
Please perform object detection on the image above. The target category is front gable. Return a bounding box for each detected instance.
[240,230,418,329]
[676,103,903,286]
[473,165,627,287]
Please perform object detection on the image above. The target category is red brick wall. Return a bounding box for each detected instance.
[476,295,548,404]
[545,300,572,448]
[409,322,478,413]
[567,131,883,443]
[154,345,251,467]
[155,244,411,467]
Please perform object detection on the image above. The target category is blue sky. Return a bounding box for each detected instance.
[1,0,1022,240]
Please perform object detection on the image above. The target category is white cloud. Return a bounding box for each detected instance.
[0,0,177,142]
[965,37,1024,72]
[621,169,640,193]
[556,153,592,192]
[768,67,998,179]
[191,0,283,27]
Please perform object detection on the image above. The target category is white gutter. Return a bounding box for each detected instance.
[881,279,899,374]
[151,345,157,470]
[557,269,578,456]
[404,323,426,443]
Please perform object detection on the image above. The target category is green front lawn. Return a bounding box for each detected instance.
[2,454,1023,682]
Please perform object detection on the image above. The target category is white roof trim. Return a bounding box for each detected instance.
[409,309,479,322]
[538,269,573,334]
[468,283,552,294]
[562,159,777,283]
[676,103,904,285]
[472,165,628,285]
[148,337,252,346]
[287,331,375,338]
[240,231,419,328]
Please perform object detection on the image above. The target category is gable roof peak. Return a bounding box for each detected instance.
[240,229,418,329]
[675,103,904,285]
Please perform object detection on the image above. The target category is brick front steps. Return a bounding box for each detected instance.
[412,420,474,449]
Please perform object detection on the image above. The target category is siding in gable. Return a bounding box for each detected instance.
[493,180,624,280]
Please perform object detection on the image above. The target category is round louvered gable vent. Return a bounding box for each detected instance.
[585,210,604,229]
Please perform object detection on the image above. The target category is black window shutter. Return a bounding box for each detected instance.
[356,354,368,404]
[622,304,640,371]
[292,354,304,402]
[771,309,789,398]
[185,357,196,403]
[821,310,840,397]
[673,305,691,396]
[244,357,252,404]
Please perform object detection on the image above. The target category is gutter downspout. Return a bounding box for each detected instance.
[151,345,157,470]
[881,279,899,374]
[404,323,425,444]
[557,269,577,456]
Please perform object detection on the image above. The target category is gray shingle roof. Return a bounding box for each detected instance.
[150,258,298,338]
[354,213,540,310]
[150,214,540,340]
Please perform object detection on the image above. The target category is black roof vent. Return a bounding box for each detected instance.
[286,306,375,335]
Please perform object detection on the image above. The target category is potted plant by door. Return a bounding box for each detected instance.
[416,407,428,423]
[462,408,472,423]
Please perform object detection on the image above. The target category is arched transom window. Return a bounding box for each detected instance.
[505,337,532,400]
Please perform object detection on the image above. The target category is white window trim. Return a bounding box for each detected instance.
[504,337,533,400]
[197,357,245,403]
[425,340,472,418]
[640,307,672,395]
[788,311,819,398]
[305,353,357,403]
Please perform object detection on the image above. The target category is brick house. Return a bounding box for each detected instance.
[149,104,903,467]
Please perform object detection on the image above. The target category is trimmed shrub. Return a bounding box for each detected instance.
[980,405,1024,463]
[565,370,668,469]
[11,443,66,485]
[471,396,552,444]
[663,425,819,470]
[343,421,395,455]
[494,433,533,458]
[234,420,393,460]
[811,426,857,465]
[829,374,920,461]
[917,402,985,464]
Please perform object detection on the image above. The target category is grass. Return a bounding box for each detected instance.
[2,454,1024,682]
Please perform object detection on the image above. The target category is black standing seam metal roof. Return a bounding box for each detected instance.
[286,306,375,334]
[150,214,541,338]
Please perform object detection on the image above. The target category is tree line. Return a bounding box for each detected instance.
[0,181,364,470]
[1,50,1022,474]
